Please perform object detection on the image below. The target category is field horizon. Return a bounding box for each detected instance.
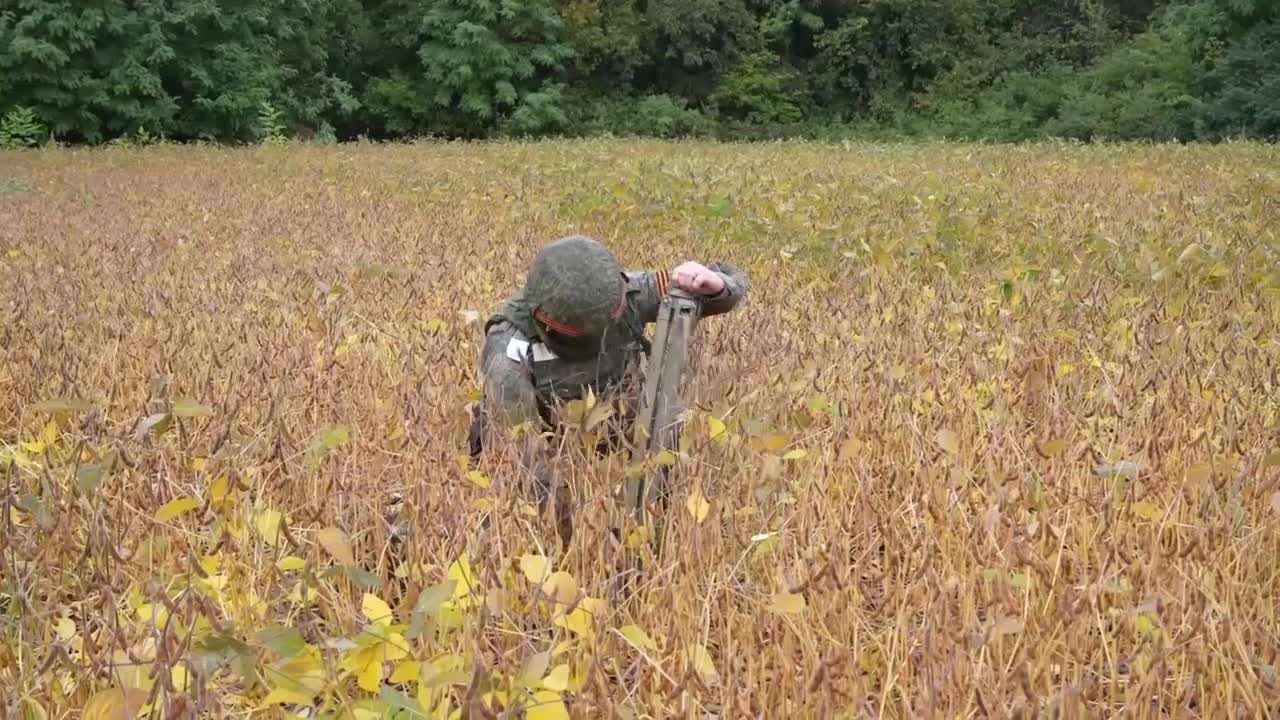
[2,140,1278,718]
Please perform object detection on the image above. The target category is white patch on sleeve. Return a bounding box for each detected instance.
[507,336,559,362]
[506,337,530,361]
[531,343,559,362]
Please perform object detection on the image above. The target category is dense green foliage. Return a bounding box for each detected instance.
[0,0,1275,144]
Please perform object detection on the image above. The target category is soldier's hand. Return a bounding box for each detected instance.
[671,261,725,296]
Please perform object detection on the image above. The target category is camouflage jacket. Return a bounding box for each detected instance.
[479,263,748,428]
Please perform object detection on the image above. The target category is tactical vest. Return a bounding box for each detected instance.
[484,282,651,405]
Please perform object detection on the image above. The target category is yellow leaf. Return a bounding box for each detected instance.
[190,456,207,472]
[1038,437,1068,457]
[654,449,677,466]
[136,603,169,627]
[686,491,710,524]
[1135,613,1159,639]
[170,666,191,692]
[542,663,570,691]
[771,592,807,614]
[761,433,789,452]
[518,651,551,687]
[82,688,148,720]
[255,509,283,546]
[209,475,230,507]
[20,438,46,455]
[54,615,76,640]
[155,496,200,522]
[261,686,314,706]
[625,525,651,549]
[317,526,355,565]
[707,416,727,442]
[526,690,570,720]
[541,571,578,605]
[1132,501,1163,522]
[466,469,491,488]
[554,596,604,637]
[564,399,587,423]
[362,593,394,625]
[449,553,478,602]
[390,660,421,684]
[685,644,718,681]
[618,624,657,651]
[277,556,306,571]
[356,647,383,692]
[782,448,807,460]
[936,429,959,454]
[520,554,550,584]
[41,420,57,446]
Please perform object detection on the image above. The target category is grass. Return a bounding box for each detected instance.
[1,139,1279,718]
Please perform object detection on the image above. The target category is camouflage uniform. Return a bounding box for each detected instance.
[469,236,747,509]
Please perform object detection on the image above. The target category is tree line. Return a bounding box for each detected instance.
[0,0,1276,146]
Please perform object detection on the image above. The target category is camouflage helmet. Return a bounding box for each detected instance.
[524,235,626,354]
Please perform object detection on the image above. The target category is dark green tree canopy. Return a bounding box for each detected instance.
[1,0,1275,144]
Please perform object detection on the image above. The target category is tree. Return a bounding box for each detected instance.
[0,0,174,142]
[417,0,574,135]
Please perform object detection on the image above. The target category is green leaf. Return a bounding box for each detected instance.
[18,495,52,530]
[255,626,307,658]
[415,580,457,615]
[172,397,214,418]
[343,565,381,589]
[29,398,95,414]
[134,413,172,440]
[196,631,253,659]
[76,462,108,494]
[380,687,425,714]
[320,425,350,449]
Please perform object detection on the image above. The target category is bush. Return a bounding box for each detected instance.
[0,106,44,148]
[571,94,711,138]
[708,51,806,125]
[1046,26,1203,142]
[504,85,570,136]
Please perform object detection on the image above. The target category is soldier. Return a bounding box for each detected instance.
[470,234,748,543]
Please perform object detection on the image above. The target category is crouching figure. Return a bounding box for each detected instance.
[470,235,748,545]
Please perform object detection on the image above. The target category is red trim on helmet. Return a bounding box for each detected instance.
[533,307,585,337]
